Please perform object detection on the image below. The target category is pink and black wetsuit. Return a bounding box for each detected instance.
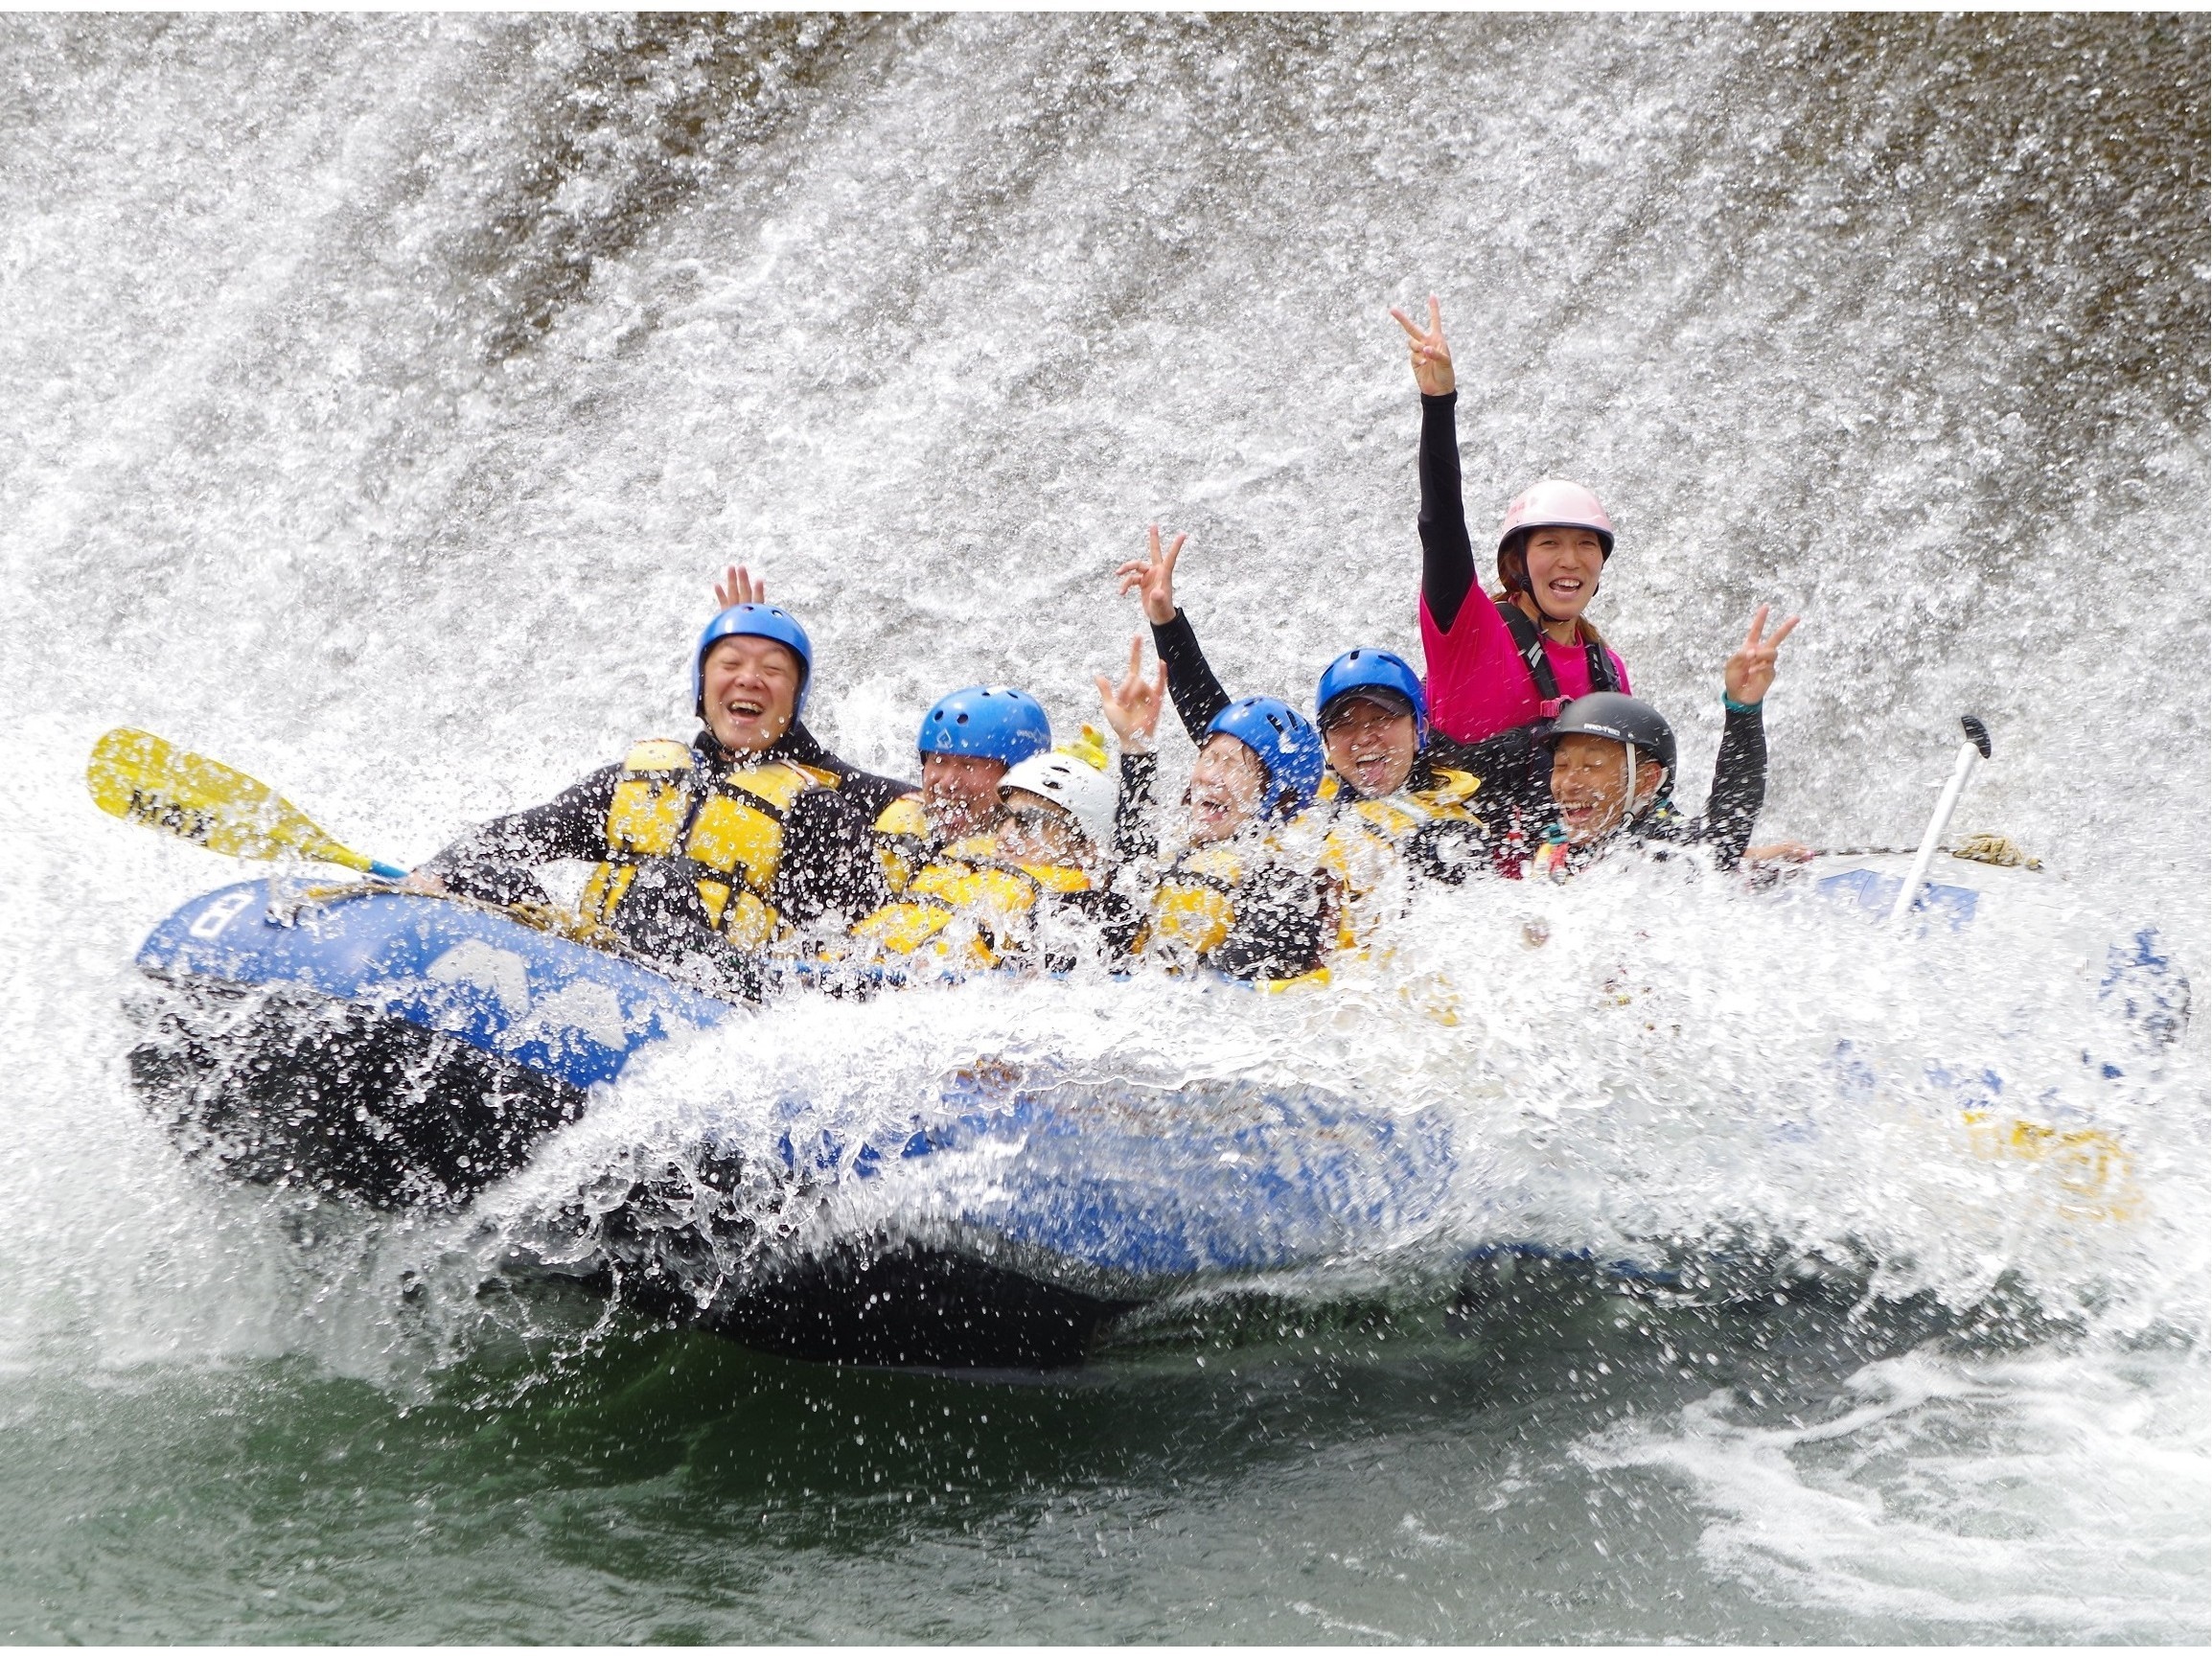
[1416,391,1629,825]
[1417,391,1630,738]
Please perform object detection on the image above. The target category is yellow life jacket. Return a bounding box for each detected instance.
[1140,842,1251,960]
[579,739,840,951]
[847,832,1094,967]
[870,791,933,896]
[1318,766,1484,899]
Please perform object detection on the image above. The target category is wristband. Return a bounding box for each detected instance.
[1723,694,1762,714]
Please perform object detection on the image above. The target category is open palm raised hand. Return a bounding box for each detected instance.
[712,565,767,610]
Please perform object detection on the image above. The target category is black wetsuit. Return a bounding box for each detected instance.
[1112,749,1330,980]
[1534,703,1770,876]
[1632,703,1768,870]
[423,723,913,988]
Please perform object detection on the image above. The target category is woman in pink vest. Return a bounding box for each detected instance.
[1389,295,1795,828]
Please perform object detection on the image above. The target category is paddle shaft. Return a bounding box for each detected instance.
[1887,739,1981,926]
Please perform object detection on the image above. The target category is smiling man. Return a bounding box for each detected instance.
[411,603,908,991]
[1526,688,1768,880]
[864,684,1055,900]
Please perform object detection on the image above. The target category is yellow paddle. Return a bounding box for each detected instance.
[86,727,408,879]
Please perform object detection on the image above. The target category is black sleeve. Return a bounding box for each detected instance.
[1149,610,1233,745]
[1050,887,1143,961]
[419,764,622,906]
[774,786,893,931]
[1696,703,1768,870]
[1418,390,1477,634]
[1210,864,1327,981]
[1113,750,1160,867]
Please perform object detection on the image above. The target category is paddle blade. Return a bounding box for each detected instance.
[86,727,377,874]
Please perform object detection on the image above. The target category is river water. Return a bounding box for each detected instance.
[0,12,2205,1644]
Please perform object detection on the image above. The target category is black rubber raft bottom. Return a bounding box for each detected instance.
[697,1242,1135,1371]
[126,974,1134,1371]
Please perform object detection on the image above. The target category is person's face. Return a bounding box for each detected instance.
[1520,526,1606,621]
[1186,734,1267,844]
[1550,732,1662,845]
[996,787,1090,867]
[1322,696,1418,797]
[920,751,1008,841]
[701,637,801,754]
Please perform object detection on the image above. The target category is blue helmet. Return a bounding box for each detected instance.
[916,684,1051,767]
[1207,695,1325,818]
[692,604,814,718]
[1314,647,1428,749]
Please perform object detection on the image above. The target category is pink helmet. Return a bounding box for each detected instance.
[1496,478,1616,576]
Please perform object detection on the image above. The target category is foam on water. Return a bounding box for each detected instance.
[0,12,2202,1641]
[1580,1346,2210,1641]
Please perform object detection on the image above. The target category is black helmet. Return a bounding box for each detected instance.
[1540,692,1676,796]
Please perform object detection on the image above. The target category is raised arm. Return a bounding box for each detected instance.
[1701,608,1801,867]
[1390,296,1476,633]
[1095,634,1167,864]
[1116,525,1232,743]
[711,565,767,609]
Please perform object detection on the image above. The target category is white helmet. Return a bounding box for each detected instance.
[1000,749,1117,852]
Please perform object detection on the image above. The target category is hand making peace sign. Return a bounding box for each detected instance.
[1094,634,1167,753]
[1114,525,1187,627]
[1723,605,1802,707]
[1388,294,1456,398]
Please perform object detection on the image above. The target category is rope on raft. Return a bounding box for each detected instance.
[1815,834,2043,869]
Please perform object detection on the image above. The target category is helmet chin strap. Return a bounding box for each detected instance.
[1511,549,1594,632]
[1618,742,1659,829]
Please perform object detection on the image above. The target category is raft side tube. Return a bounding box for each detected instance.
[128,881,737,1206]
[135,880,737,1089]
[127,974,588,1210]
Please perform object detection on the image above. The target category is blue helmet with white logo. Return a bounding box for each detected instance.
[692,604,814,718]
[917,685,1051,768]
[1206,695,1325,819]
[1314,647,1428,748]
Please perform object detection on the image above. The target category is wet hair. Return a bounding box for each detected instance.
[1487,581,1614,655]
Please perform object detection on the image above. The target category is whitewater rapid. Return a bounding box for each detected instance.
[0,12,2202,1643]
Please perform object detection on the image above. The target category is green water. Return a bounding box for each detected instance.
[1,10,2204,1642]
[10,1284,2188,1645]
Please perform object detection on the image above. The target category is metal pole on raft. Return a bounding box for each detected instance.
[1888,714,1993,927]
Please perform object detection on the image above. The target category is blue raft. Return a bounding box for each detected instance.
[127,880,1481,1364]
[127,865,2184,1367]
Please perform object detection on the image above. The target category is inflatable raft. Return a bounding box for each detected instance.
[125,858,2181,1367]
[128,879,1495,1364]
